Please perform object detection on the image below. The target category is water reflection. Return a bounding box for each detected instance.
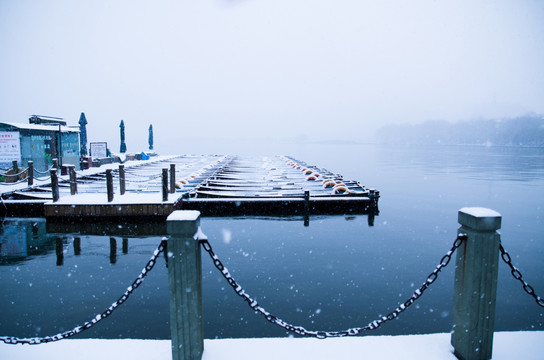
[0,218,50,264]
[0,220,145,267]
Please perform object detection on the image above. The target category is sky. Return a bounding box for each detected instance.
[0,0,543,154]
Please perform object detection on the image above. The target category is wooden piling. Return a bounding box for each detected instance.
[304,190,310,226]
[119,165,126,195]
[106,169,114,202]
[451,207,502,360]
[50,169,59,202]
[162,168,168,201]
[170,163,176,193]
[27,161,34,186]
[69,166,77,195]
[167,210,204,360]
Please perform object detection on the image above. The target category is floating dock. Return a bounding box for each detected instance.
[0,155,379,221]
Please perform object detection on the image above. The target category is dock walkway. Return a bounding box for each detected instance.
[0,155,379,220]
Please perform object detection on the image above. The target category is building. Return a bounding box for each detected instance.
[0,115,80,172]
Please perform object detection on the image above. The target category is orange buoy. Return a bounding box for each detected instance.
[332,184,349,194]
[322,179,336,188]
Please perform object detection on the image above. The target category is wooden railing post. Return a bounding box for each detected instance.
[50,169,59,202]
[162,168,168,201]
[69,165,77,195]
[451,207,502,360]
[167,210,204,360]
[106,169,114,202]
[170,163,176,193]
[119,164,126,195]
[27,161,34,186]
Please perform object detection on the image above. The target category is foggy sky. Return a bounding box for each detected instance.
[1,0,543,154]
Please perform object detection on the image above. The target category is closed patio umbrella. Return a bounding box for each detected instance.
[120,120,126,153]
[79,112,88,156]
[148,124,153,150]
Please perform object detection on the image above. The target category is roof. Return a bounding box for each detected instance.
[0,121,79,133]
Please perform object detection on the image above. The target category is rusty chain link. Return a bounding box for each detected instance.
[200,233,467,338]
[499,243,544,307]
[0,239,168,345]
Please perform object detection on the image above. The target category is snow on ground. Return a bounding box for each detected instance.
[1,332,542,360]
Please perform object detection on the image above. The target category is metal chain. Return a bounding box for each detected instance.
[124,172,163,180]
[200,233,467,338]
[33,166,55,175]
[124,175,163,183]
[499,242,544,307]
[0,239,168,345]
[0,169,27,177]
[0,177,29,186]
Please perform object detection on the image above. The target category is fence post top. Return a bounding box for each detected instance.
[458,207,501,231]
[167,210,201,236]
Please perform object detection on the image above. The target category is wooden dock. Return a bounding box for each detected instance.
[0,155,379,221]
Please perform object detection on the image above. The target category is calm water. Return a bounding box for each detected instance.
[0,143,543,340]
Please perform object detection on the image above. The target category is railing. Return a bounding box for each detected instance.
[53,164,175,203]
[0,160,55,187]
[1,208,542,360]
[1,160,176,203]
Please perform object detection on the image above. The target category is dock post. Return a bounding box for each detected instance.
[304,190,310,226]
[167,210,204,360]
[106,169,114,202]
[52,158,59,170]
[119,165,126,195]
[12,160,18,175]
[69,166,77,195]
[162,168,168,201]
[451,207,502,360]
[50,169,59,202]
[27,161,34,186]
[170,164,176,193]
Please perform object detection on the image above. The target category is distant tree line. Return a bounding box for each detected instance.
[376,114,544,146]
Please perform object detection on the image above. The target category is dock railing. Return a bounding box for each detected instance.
[164,208,541,360]
[1,208,542,360]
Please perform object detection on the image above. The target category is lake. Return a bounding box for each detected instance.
[1,143,543,340]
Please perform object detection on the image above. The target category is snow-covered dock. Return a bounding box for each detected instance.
[0,155,379,220]
[180,155,379,216]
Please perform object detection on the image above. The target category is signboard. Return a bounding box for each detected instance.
[0,131,21,163]
[90,142,107,158]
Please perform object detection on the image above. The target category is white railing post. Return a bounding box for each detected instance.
[451,207,502,360]
[167,210,204,360]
